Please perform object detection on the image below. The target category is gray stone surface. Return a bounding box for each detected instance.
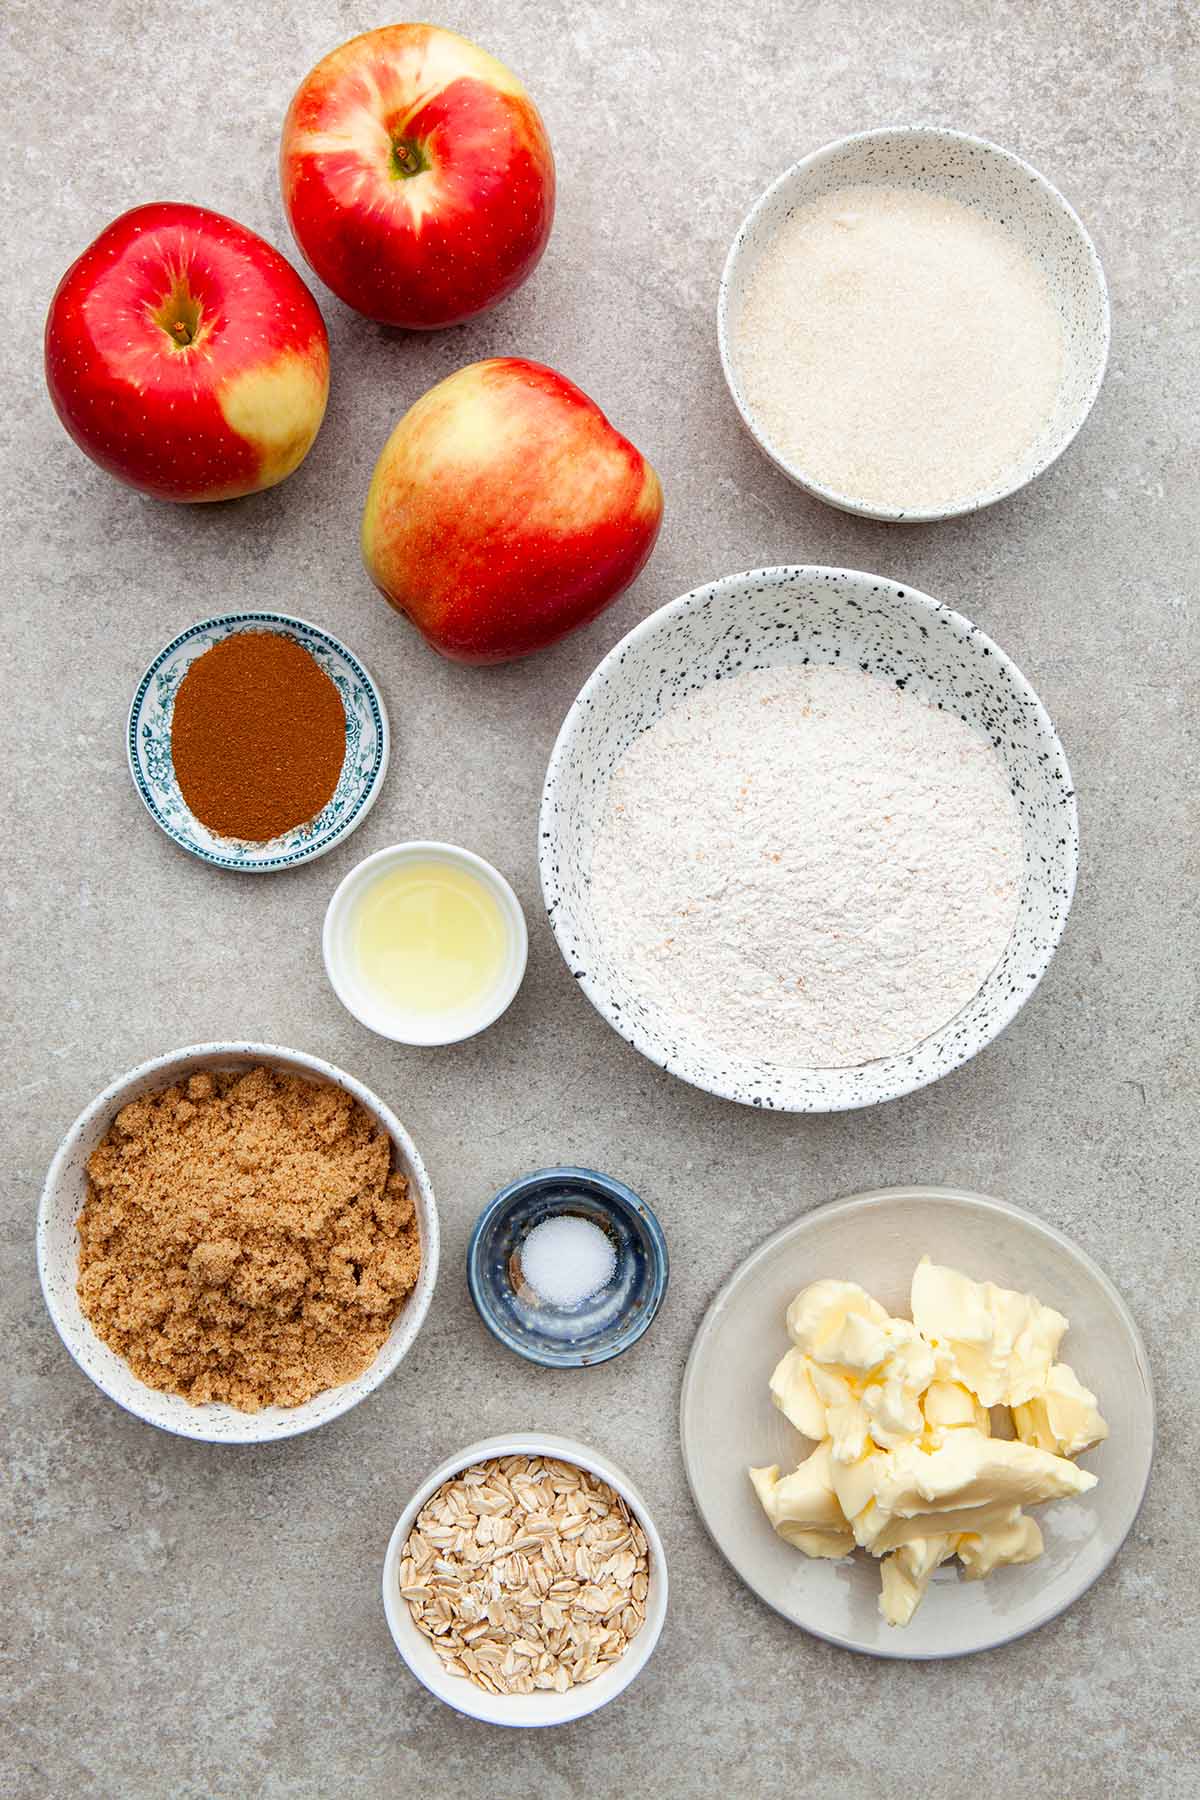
[3,0,1197,1794]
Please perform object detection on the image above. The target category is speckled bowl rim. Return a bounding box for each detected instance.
[717,125,1111,522]
[539,566,1080,1113]
[679,1185,1156,1659]
[36,1041,440,1443]
[126,611,390,871]
[466,1166,669,1368]
[382,1431,668,1726]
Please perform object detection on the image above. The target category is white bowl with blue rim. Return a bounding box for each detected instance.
[718,125,1110,522]
[539,566,1079,1113]
[467,1168,668,1368]
[127,611,388,871]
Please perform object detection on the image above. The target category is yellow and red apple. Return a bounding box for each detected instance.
[361,358,664,664]
[44,202,329,503]
[280,25,555,330]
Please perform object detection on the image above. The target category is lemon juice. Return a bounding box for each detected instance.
[353,859,508,1014]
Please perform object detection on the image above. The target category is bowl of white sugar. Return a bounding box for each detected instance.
[540,566,1078,1112]
[718,126,1109,521]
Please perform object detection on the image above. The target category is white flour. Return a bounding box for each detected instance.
[589,666,1023,1069]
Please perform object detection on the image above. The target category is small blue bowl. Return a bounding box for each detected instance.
[467,1168,668,1369]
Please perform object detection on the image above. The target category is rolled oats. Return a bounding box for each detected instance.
[401,1456,651,1700]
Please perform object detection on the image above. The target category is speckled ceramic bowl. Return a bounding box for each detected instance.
[37,1042,439,1442]
[467,1167,669,1368]
[540,566,1078,1112]
[718,126,1110,521]
[383,1432,668,1726]
[127,612,389,871]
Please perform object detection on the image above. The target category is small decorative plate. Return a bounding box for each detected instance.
[127,611,389,872]
[680,1186,1154,1659]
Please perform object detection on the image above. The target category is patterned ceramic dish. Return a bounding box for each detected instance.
[718,126,1110,521]
[127,612,388,871]
[680,1186,1154,1659]
[382,1432,668,1727]
[539,566,1079,1112]
[466,1167,669,1368]
[36,1042,439,1443]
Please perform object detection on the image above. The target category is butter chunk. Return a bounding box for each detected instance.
[783,1280,936,1461]
[922,1379,991,1433]
[879,1535,956,1626]
[841,1430,1095,1554]
[910,1257,1068,1406]
[957,1510,1044,1580]
[749,1443,855,1558]
[868,1500,1023,1555]
[1012,1362,1109,1459]
[809,1363,872,1463]
[776,1523,858,1558]
[859,1326,938,1449]
[786,1279,890,1364]
[768,1346,828,1440]
[873,1428,1095,1516]
[828,1448,887,1527]
[753,1257,1107,1629]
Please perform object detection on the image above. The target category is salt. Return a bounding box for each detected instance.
[519,1215,617,1308]
[732,183,1065,512]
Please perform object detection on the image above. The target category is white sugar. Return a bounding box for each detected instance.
[733,184,1065,512]
[519,1215,617,1309]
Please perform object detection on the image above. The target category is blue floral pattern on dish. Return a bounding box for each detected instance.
[127,612,389,871]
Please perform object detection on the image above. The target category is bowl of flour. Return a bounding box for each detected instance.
[539,567,1078,1111]
[718,127,1109,521]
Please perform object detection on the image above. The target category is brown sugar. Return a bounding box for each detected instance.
[76,1066,421,1411]
[170,631,346,841]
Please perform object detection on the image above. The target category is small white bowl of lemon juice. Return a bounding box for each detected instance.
[323,842,528,1045]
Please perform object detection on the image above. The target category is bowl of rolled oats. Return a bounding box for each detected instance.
[382,1434,668,1725]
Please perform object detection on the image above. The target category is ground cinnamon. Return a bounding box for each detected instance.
[170,630,346,840]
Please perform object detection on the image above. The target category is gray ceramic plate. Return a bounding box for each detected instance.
[680,1186,1153,1658]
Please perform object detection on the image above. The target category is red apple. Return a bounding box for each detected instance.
[44,203,329,503]
[280,24,555,330]
[361,358,664,664]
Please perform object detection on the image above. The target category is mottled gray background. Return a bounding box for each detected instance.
[3,1,1197,1795]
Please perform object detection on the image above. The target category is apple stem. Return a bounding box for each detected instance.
[389,136,428,180]
[154,287,203,349]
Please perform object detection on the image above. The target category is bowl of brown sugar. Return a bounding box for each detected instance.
[127,612,389,871]
[37,1042,439,1441]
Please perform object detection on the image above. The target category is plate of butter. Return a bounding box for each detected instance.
[680,1186,1153,1658]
